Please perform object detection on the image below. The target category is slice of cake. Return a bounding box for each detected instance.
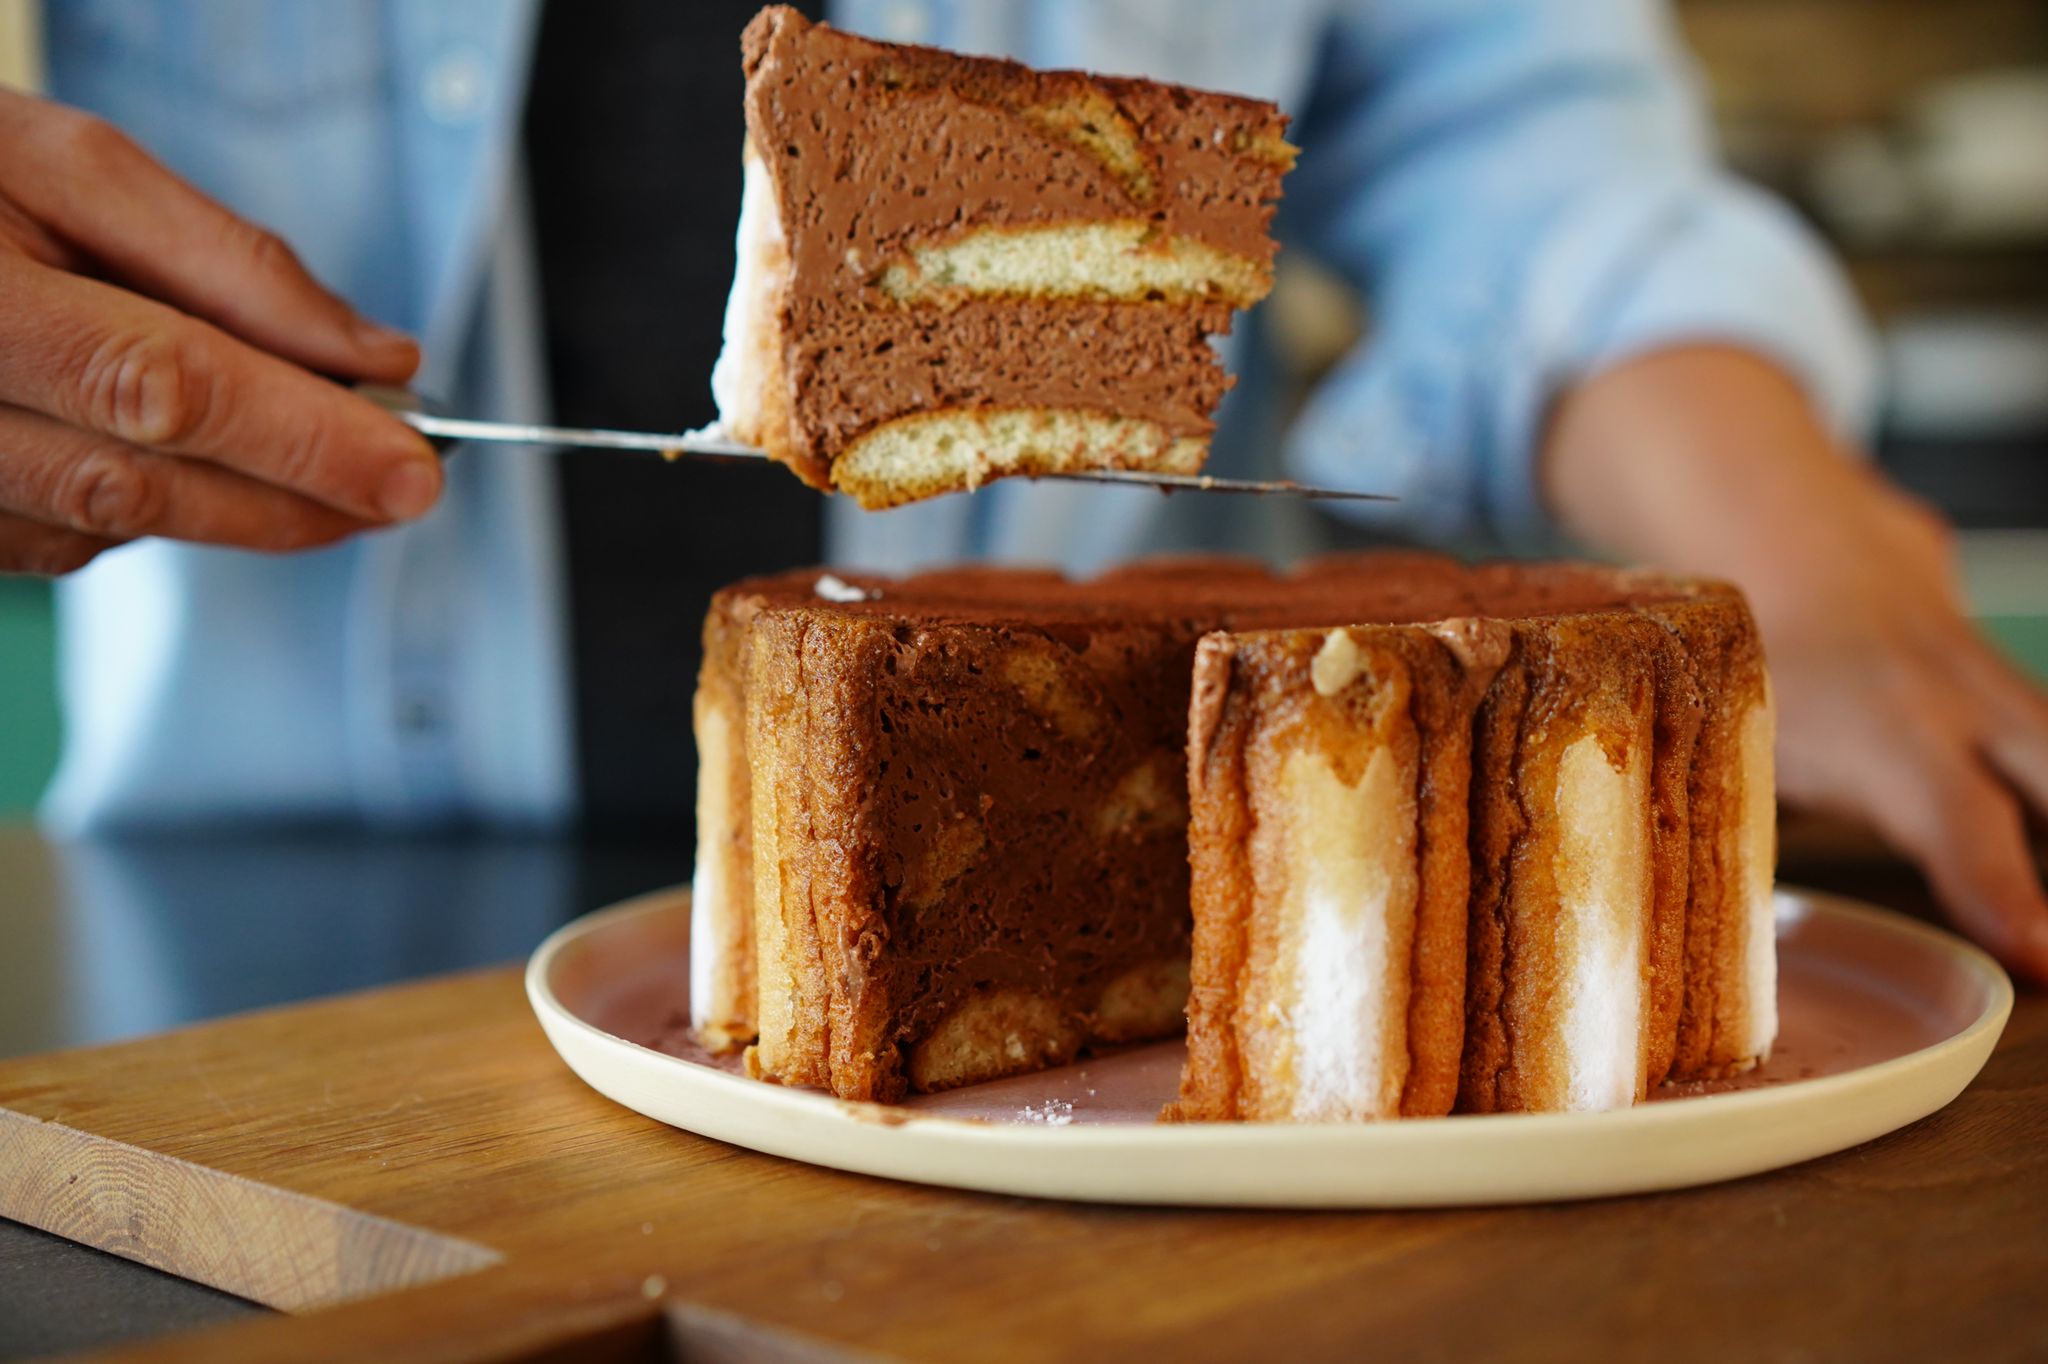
[689,555,1777,1111]
[711,7,1295,508]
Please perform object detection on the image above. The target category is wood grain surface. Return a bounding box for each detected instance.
[1,904,2043,1363]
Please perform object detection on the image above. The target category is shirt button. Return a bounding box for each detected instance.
[876,1,929,41]
[424,47,489,125]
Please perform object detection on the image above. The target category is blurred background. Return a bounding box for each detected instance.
[3,0,2046,815]
[1681,0,2048,682]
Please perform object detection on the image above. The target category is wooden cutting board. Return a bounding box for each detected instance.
[3,921,2045,1363]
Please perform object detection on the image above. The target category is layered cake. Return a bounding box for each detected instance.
[691,556,1776,1112]
[711,8,1294,508]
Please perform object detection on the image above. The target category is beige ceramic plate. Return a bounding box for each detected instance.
[527,888,2011,1208]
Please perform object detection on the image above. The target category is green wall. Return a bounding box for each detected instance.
[1984,616,2048,687]
[1,579,60,816]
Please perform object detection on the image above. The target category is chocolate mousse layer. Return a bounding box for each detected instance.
[785,299,1237,466]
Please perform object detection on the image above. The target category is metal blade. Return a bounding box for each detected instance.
[1025,468,1393,501]
[388,408,1395,503]
[393,411,761,460]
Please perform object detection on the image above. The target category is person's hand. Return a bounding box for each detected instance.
[1546,344,2048,982]
[0,89,442,575]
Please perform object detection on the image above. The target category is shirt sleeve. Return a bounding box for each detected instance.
[1280,0,1878,543]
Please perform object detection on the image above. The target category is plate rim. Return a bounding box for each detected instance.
[525,884,2013,1157]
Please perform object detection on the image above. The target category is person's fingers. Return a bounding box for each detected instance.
[0,191,77,270]
[0,403,376,552]
[0,91,417,383]
[0,254,443,522]
[0,507,120,576]
[1852,713,2048,982]
[1951,635,2048,820]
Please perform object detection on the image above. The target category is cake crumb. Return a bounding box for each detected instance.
[815,572,878,603]
[1018,1099,1075,1126]
[1311,628,1362,696]
[642,1275,668,1300]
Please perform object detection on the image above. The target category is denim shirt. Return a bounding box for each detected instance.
[39,0,1874,831]
[42,0,575,831]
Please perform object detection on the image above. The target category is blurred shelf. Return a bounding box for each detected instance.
[1677,0,2048,135]
[1882,434,2048,529]
[1845,246,2048,318]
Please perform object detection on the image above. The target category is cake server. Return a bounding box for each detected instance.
[360,388,1395,503]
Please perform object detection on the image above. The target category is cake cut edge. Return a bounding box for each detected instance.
[710,142,816,487]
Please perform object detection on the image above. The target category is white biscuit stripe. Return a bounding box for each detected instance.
[1553,735,1653,1112]
[877,221,1268,308]
[1281,744,1414,1121]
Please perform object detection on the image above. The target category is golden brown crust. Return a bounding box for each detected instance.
[1457,614,1664,1114]
[745,612,832,1088]
[1168,636,1255,1122]
[829,407,1209,510]
[1639,622,1705,1090]
[1642,592,1773,1081]
[1398,635,1486,1117]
